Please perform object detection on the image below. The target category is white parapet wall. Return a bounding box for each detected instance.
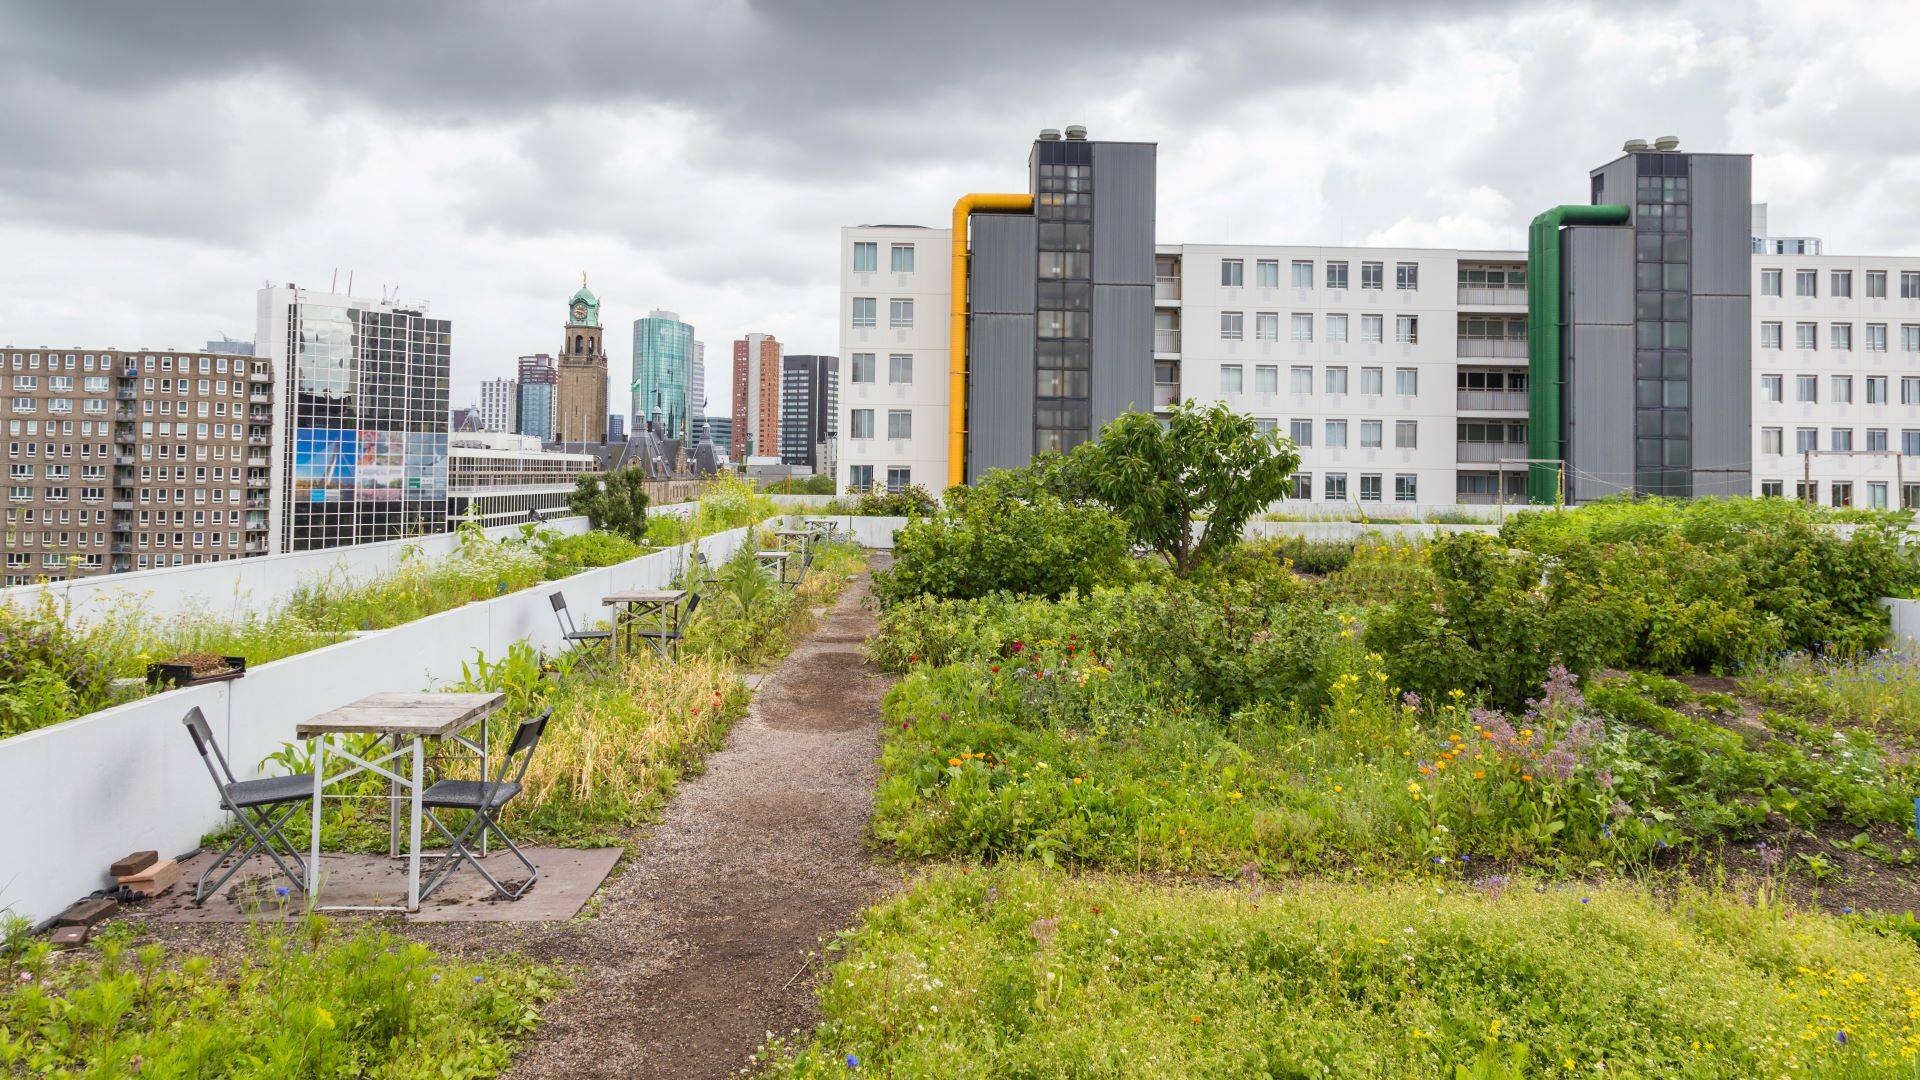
[0,518,748,925]
[1882,598,1920,649]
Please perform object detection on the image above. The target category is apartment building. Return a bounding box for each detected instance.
[838,225,951,493]
[778,354,838,470]
[3,346,272,583]
[515,354,557,442]
[731,333,781,460]
[478,377,516,432]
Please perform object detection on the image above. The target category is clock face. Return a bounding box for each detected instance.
[571,302,589,321]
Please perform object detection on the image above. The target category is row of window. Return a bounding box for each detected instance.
[846,464,914,492]
[1759,269,1920,300]
[1759,481,1917,510]
[1218,258,1421,292]
[1758,427,1920,456]
[846,408,913,441]
[1759,373,1920,404]
[1759,322,1920,351]
[1265,418,1422,449]
[847,353,915,384]
[1283,472,1421,502]
[851,242,917,275]
[1220,312,1420,343]
[850,298,914,329]
[5,353,263,376]
[1219,364,1422,397]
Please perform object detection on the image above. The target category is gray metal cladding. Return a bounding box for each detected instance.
[1090,284,1153,425]
[1687,155,1755,298]
[1566,324,1636,502]
[970,214,1037,315]
[1092,143,1156,286]
[967,313,1036,479]
[1565,227,1635,325]
[1590,156,1636,209]
[1690,293,1753,490]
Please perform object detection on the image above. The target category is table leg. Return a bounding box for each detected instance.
[308,736,325,905]
[660,601,671,664]
[479,717,490,858]
[407,738,424,912]
[387,733,400,859]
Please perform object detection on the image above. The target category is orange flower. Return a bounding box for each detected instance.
[1521,774,1533,783]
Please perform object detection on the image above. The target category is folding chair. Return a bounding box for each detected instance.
[181,706,313,904]
[549,592,612,672]
[418,709,551,902]
[631,592,702,661]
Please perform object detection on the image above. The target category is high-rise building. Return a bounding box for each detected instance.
[779,354,838,469]
[690,339,707,436]
[731,333,781,459]
[515,355,557,442]
[632,310,695,439]
[205,338,255,356]
[257,285,450,552]
[705,415,733,455]
[478,377,517,432]
[607,413,626,442]
[1,346,272,582]
[555,278,609,444]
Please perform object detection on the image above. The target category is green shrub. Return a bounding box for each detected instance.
[1260,535,1355,575]
[535,529,648,579]
[876,486,1133,603]
[566,466,650,541]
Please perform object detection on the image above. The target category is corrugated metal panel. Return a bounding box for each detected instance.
[1091,285,1153,425]
[1092,143,1155,286]
[967,314,1035,479]
[1566,227,1634,325]
[970,214,1035,315]
[1691,294,1752,493]
[1589,156,1636,209]
[1688,155,1753,298]
[1566,324,1635,503]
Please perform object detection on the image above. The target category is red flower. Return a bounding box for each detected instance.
[990,664,1000,673]
[1010,641,1026,654]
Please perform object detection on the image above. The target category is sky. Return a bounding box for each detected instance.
[3,0,1916,418]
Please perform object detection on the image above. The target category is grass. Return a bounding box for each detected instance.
[0,915,561,1077]
[1743,651,1920,736]
[760,863,1920,1077]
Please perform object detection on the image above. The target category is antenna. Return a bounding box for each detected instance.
[346,270,353,296]
[330,268,338,292]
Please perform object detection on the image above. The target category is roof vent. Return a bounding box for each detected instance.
[1064,124,1087,141]
[1038,128,1062,142]
[1653,135,1679,151]
[1623,138,1649,152]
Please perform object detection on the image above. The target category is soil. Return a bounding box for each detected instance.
[166,652,240,676]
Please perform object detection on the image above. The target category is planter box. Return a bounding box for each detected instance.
[146,656,247,689]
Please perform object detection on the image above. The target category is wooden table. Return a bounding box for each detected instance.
[298,691,505,912]
[604,588,687,659]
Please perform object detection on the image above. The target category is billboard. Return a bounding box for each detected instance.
[292,428,356,504]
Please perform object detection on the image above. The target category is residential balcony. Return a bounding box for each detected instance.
[248,455,269,467]
[111,500,132,511]
[1456,441,1531,464]
[1457,339,1527,359]
[244,541,267,553]
[1153,382,1180,409]
[249,390,271,403]
[1456,390,1530,412]
[1153,329,1181,354]
[1154,277,1181,303]
[246,496,267,509]
[112,521,131,534]
[115,453,136,466]
[249,435,270,447]
[1457,286,1526,307]
[250,371,271,383]
[116,388,136,400]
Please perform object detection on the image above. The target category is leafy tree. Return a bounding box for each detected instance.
[1066,400,1299,576]
[567,467,650,542]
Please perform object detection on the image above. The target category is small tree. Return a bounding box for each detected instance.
[1067,400,1299,576]
[567,467,650,542]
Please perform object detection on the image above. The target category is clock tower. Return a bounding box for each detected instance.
[555,274,610,443]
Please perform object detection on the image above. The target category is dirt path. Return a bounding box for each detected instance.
[506,558,897,1078]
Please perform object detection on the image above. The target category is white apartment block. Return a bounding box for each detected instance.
[1751,256,1920,508]
[837,225,950,494]
[478,377,516,433]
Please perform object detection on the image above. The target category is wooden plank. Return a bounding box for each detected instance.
[109,850,158,877]
[56,897,117,927]
[50,925,88,948]
[296,691,503,738]
[117,858,180,896]
[603,589,686,604]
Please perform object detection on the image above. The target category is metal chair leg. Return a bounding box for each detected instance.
[192,801,309,904]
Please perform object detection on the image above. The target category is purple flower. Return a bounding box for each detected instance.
[1755,841,1783,870]
[846,1053,861,1069]
[1836,1030,1848,1045]
[472,975,484,984]
[1401,691,1423,710]
[275,886,289,897]
[1580,897,1590,904]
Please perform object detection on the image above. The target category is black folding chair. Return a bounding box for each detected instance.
[549,591,612,672]
[631,592,702,661]
[181,706,313,904]
[418,709,551,902]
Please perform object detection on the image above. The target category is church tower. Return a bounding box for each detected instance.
[555,275,610,443]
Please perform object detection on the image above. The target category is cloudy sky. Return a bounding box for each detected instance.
[3,0,1915,416]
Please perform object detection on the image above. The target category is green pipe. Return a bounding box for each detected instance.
[1526,203,1630,504]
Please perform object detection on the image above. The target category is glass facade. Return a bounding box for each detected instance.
[1033,138,1094,455]
[1631,153,1692,496]
[632,312,695,439]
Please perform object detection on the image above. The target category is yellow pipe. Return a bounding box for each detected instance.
[949,193,1035,488]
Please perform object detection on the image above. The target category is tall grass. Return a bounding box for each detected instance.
[1742,651,1920,735]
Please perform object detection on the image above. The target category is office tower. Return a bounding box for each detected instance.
[607,413,626,442]
[555,278,609,444]
[690,339,707,437]
[515,355,557,442]
[478,377,517,432]
[1,346,271,582]
[705,415,733,455]
[779,354,838,469]
[631,310,695,439]
[256,284,450,552]
[731,333,780,459]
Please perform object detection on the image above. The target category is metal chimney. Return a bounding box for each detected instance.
[1653,135,1679,151]
[1038,128,1062,142]
[1064,124,1087,141]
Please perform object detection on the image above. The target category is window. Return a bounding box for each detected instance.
[1796,322,1817,350]
[1867,271,1887,298]
[1360,367,1383,395]
[1290,473,1312,498]
[1290,260,1312,288]
[1220,312,1244,340]
[1832,270,1853,298]
[1832,482,1853,508]
[1255,312,1279,341]
[1906,378,1920,405]
[889,299,914,328]
[1902,272,1920,299]
[850,409,874,439]
[1832,323,1853,351]
[1394,474,1417,502]
[1290,313,1313,342]
[1327,314,1349,343]
[1361,261,1383,290]
[1220,364,1244,394]
[1359,474,1382,501]
[1221,259,1244,287]
[1326,261,1348,290]
[1796,375,1818,402]
[1761,481,1784,498]
[890,244,914,273]
[1254,365,1278,394]
[886,467,912,493]
[852,242,877,273]
[851,353,876,383]
[1869,428,1889,453]
[1760,322,1782,349]
[889,354,913,384]
[1795,269,1817,297]
[1832,375,1853,403]
[1254,418,1279,436]
[1761,427,1783,455]
[1395,420,1418,448]
[1290,366,1313,394]
[1359,420,1382,447]
[852,297,876,327]
[1325,366,1349,395]
[1832,428,1853,453]
[887,409,912,440]
[1906,325,1920,352]
[1396,367,1418,396]
[1289,418,1313,446]
[1760,269,1782,296]
[1863,375,1888,405]
[1256,259,1279,288]
[1361,315,1384,343]
[1867,324,1888,352]
[1323,473,1347,500]
[1325,419,1348,448]
[1395,262,1419,290]
[1395,316,1419,343]
[1761,374,1783,401]
[1869,481,1889,509]
[1906,430,1920,457]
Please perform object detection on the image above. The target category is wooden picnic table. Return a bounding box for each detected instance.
[604,588,688,658]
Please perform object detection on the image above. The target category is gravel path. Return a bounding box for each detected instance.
[504,557,897,1078]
